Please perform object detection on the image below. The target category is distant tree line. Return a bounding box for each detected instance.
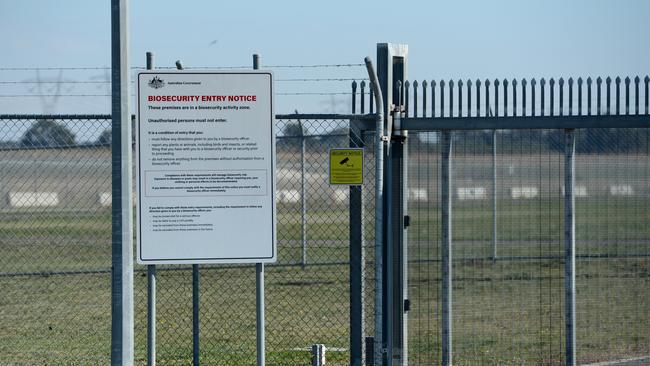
[12,120,112,148]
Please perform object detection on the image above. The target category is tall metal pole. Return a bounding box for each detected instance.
[377,43,408,366]
[300,119,307,268]
[192,265,200,366]
[349,121,365,366]
[145,52,157,366]
[253,53,266,366]
[564,129,576,366]
[492,129,498,262]
[441,131,453,366]
[385,140,394,365]
[396,109,409,366]
[110,0,134,364]
[364,56,384,366]
[386,101,408,366]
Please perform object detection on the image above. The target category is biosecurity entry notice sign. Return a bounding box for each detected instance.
[136,71,275,264]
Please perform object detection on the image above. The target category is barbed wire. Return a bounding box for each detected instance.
[0,67,111,71]
[0,94,114,97]
[0,63,365,72]
[0,92,365,97]
[0,77,368,85]
[277,92,355,96]
[265,63,365,68]
[0,81,109,85]
[278,78,367,82]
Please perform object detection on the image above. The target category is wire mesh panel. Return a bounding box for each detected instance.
[361,130,377,356]
[0,116,112,365]
[407,133,442,365]
[574,128,650,365]
[265,118,353,365]
[407,127,650,365]
[406,130,562,365]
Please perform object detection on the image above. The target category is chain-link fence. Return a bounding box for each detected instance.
[0,115,376,365]
[1,115,648,365]
[0,115,112,364]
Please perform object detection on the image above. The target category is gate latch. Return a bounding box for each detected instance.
[403,215,410,228]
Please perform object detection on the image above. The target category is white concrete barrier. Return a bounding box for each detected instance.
[277,189,301,203]
[409,188,428,202]
[457,187,487,201]
[510,186,539,199]
[561,185,588,197]
[609,184,634,196]
[99,192,112,207]
[332,189,348,203]
[8,192,59,207]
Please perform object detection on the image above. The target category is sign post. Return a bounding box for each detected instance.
[136,71,276,265]
[111,0,134,364]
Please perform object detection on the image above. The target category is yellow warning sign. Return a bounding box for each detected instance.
[329,148,364,185]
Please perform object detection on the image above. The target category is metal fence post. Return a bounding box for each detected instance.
[364,57,385,366]
[384,90,409,366]
[311,344,327,366]
[441,131,453,366]
[145,51,156,366]
[253,53,266,366]
[377,43,408,366]
[192,265,200,366]
[110,0,134,364]
[564,129,576,366]
[398,110,409,366]
[301,119,307,268]
[147,264,156,366]
[349,120,365,366]
[492,129,498,262]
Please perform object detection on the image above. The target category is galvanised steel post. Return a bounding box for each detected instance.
[492,129,498,262]
[394,108,409,366]
[564,129,576,366]
[377,43,408,366]
[253,53,266,366]
[349,120,365,366]
[192,265,200,365]
[110,0,134,364]
[301,119,307,269]
[363,56,384,366]
[441,131,453,366]
[145,51,157,366]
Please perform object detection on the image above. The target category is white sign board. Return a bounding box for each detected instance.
[136,71,275,264]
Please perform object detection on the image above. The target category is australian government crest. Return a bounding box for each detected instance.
[148,76,165,89]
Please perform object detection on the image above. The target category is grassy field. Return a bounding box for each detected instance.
[0,198,649,365]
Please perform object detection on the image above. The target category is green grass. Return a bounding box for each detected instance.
[0,200,649,365]
[1,260,647,365]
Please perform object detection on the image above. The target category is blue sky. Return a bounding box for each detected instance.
[1,0,648,114]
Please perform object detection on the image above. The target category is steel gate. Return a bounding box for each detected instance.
[367,44,650,366]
